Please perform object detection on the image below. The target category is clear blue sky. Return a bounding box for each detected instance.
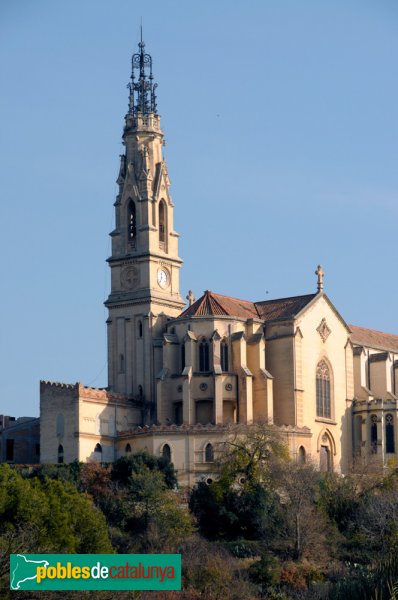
[1,1,397,417]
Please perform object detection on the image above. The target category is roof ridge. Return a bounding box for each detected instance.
[255,293,316,305]
[206,290,256,305]
[350,324,398,338]
[205,291,230,316]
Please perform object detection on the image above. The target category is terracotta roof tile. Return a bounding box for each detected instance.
[350,325,398,354]
[255,294,317,321]
[180,291,316,321]
[180,291,258,319]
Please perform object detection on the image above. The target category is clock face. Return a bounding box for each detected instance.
[157,268,170,289]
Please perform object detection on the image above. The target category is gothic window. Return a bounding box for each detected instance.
[138,321,143,338]
[371,414,378,454]
[159,200,166,248]
[162,443,171,462]
[386,414,395,453]
[119,353,125,373]
[128,200,136,240]
[316,360,331,419]
[94,443,102,457]
[174,402,183,425]
[220,341,229,372]
[354,415,362,455]
[205,443,214,463]
[138,385,143,397]
[298,446,306,464]
[199,338,210,372]
[125,443,131,454]
[58,444,64,464]
[181,344,186,372]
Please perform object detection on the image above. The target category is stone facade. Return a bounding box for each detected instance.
[0,415,40,464]
[38,39,398,482]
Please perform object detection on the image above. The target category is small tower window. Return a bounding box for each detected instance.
[162,443,171,462]
[181,344,186,372]
[138,321,143,338]
[298,446,306,464]
[159,200,166,248]
[138,385,143,397]
[125,443,131,454]
[58,444,64,464]
[128,200,136,240]
[199,339,210,372]
[205,443,214,463]
[221,341,229,372]
[386,414,395,454]
[371,414,378,454]
[119,353,125,373]
[316,360,331,419]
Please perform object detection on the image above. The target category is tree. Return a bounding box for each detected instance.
[0,465,112,553]
[111,451,177,489]
[275,461,329,562]
[216,423,289,488]
[189,424,287,542]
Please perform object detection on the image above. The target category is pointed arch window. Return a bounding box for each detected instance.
[181,344,186,373]
[162,443,171,462]
[94,443,102,457]
[386,414,395,454]
[125,443,131,454]
[316,360,331,419]
[159,200,167,249]
[298,446,306,464]
[205,443,214,463]
[138,320,143,338]
[57,444,64,464]
[128,200,136,241]
[371,414,378,454]
[199,338,210,372]
[221,341,229,372]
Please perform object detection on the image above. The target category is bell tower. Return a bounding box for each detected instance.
[105,34,185,420]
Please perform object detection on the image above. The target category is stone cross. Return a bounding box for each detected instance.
[315,265,325,292]
[186,290,196,306]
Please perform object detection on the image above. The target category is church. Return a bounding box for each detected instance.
[39,39,398,486]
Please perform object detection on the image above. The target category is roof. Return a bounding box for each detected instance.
[180,291,258,319]
[350,324,398,354]
[180,290,316,322]
[255,294,316,321]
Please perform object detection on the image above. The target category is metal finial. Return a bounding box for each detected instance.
[315,265,325,292]
[128,29,158,117]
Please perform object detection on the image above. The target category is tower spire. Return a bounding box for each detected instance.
[128,31,158,116]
